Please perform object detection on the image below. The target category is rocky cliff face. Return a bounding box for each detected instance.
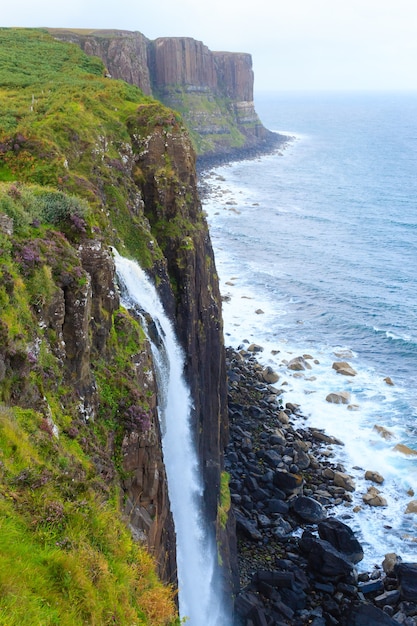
[49,28,279,159]
[150,37,217,91]
[0,28,235,616]
[126,103,229,524]
[48,29,152,95]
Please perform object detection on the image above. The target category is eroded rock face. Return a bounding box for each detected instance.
[49,29,152,95]
[50,28,279,158]
[120,343,176,584]
[127,104,231,590]
[150,37,217,91]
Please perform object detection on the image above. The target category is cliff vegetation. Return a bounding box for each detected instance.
[47,28,280,160]
[0,27,221,624]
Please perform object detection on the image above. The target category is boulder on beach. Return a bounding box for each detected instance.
[292,495,327,523]
[362,486,387,507]
[326,391,351,404]
[288,356,312,371]
[300,532,357,580]
[273,469,303,495]
[348,603,400,626]
[332,361,358,376]
[277,410,290,425]
[247,343,264,353]
[365,470,384,484]
[396,562,417,601]
[310,429,344,446]
[261,366,279,384]
[334,471,356,492]
[318,518,364,564]
[382,553,402,575]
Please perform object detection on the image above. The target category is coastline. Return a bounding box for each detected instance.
[226,346,417,625]
[196,130,292,176]
[198,139,417,623]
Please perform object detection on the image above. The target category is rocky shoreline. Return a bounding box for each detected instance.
[197,131,292,179]
[225,346,417,626]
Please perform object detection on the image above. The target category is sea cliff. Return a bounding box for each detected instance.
[47,28,281,160]
[0,28,232,623]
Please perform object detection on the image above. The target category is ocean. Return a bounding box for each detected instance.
[202,91,417,569]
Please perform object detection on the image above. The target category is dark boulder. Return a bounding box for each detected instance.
[395,562,417,601]
[300,532,357,580]
[348,602,401,625]
[235,511,262,541]
[254,570,295,589]
[267,498,289,515]
[318,518,364,564]
[262,449,282,468]
[273,469,303,494]
[292,495,327,523]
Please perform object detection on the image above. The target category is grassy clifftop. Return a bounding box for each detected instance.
[0,29,183,625]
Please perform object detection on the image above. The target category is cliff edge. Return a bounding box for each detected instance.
[0,28,233,623]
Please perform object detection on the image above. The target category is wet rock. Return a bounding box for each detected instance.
[318,518,364,564]
[288,356,312,371]
[374,589,401,607]
[326,391,351,404]
[267,499,289,515]
[393,443,417,457]
[277,410,290,424]
[363,486,387,507]
[382,553,403,576]
[235,511,262,541]
[310,429,344,446]
[247,343,264,353]
[405,500,417,514]
[334,471,356,492]
[374,424,395,440]
[254,570,295,588]
[261,449,282,468]
[273,516,293,540]
[260,366,279,384]
[332,361,358,376]
[365,470,385,484]
[358,579,384,594]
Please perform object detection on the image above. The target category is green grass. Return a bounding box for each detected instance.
[218,471,231,530]
[0,180,178,623]
[0,29,203,623]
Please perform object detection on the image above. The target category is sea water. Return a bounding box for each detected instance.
[202,91,417,569]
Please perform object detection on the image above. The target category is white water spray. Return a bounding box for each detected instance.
[114,250,230,625]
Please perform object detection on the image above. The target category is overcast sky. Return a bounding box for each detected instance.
[2,0,417,92]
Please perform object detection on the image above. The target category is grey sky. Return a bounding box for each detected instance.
[2,0,417,92]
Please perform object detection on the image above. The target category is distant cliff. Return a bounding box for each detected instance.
[48,28,281,160]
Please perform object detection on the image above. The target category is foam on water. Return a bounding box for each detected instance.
[202,115,417,566]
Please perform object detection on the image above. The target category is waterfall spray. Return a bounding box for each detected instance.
[114,251,230,625]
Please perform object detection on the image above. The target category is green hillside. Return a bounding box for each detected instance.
[0,28,181,625]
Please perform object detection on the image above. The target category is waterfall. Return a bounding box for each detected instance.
[113,251,229,625]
